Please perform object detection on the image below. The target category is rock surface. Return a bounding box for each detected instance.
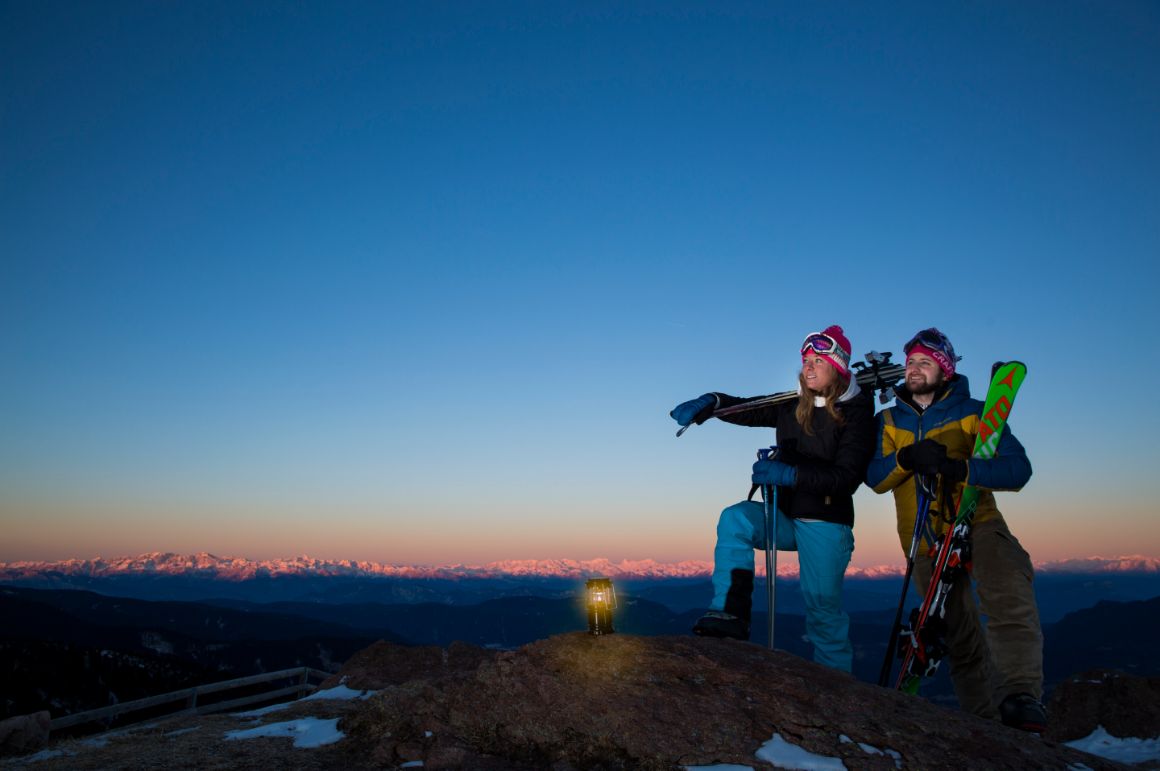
[1045,669,1160,744]
[9,635,1135,769]
[322,639,496,692]
[0,711,50,756]
[339,633,1126,769]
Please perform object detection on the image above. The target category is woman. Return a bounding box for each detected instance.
[669,325,875,673]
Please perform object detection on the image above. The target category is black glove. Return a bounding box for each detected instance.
[938,458,968,483]
[909,439,949,475]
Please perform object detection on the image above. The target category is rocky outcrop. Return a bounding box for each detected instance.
[321,639,497,691]
[338,633,1125,770]
[0,711,50,756]
[1045,669,1160,744]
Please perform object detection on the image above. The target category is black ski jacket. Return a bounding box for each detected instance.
[712,380,876,527]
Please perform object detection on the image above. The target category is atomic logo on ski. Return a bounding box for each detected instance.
[977,395,1012,455]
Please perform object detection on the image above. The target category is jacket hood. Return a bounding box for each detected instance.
[839,374,862,403]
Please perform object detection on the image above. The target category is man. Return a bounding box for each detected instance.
[866,328,1046,732]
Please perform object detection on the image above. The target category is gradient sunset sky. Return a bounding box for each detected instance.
[3,2,1158,569]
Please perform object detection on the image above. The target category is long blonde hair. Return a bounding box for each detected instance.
[795,372,846,435]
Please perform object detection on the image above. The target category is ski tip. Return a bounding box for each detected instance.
[990,360,1027,379]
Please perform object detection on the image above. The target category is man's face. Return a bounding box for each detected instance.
[905,352,944,395]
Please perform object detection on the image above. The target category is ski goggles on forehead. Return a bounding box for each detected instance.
[801,332,840,356]
[904,329,953,356]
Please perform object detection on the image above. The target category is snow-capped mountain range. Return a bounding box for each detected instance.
[1,552,1157,582]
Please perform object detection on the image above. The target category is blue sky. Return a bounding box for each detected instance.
[2,1,1158,566]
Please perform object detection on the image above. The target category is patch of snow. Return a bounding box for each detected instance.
[1064,725,1160,765]
[225,717,344,748]
[233,684,377,718]
[839,735,902,768]
[140,631,174,655]
[18,748,72,763]
[301,684,375,702]
[1066,764,1094,771]
[683,765,754,771]
[233,701,294,718]
[82,721,159,744]
[164,726,201,737]
[756,733,846,771]
[78,736,109,748]
[400,762,424,768]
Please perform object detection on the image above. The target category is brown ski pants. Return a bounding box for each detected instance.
[911,514,1044,719]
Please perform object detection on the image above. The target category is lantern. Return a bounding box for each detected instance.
[585,577,617,635]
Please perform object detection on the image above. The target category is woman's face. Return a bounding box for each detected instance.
[801,354,838,393]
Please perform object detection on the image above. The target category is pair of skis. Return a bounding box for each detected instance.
[879,361,1028,693]
[675,351,904,437]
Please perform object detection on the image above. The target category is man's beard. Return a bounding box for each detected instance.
[907,377,941,396]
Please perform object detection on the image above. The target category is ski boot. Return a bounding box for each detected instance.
[694,569,753,640]
[693,610,750,640]
[999,693,1047,733]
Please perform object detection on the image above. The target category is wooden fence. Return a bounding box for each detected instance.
[50,666,332,732]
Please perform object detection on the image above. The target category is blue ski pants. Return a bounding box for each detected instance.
[710,500,855,673]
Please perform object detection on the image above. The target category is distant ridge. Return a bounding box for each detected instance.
[1,552,1157,581]
[1035,555,1160,573]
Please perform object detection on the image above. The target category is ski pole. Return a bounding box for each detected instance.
[877,473,935,687]
[757,447,779,651]
[765,482,774,649]
[894,480,961,692]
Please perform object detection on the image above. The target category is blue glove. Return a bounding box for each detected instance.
[752,459,797,487]
[670,393,717,427]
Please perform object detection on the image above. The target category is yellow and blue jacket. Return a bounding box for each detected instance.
[866,374,1032,553]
